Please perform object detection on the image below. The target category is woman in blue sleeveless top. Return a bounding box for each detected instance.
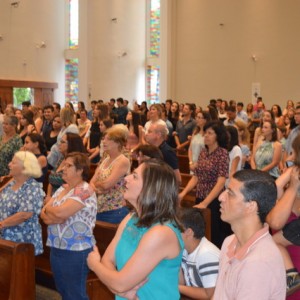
[87,160,184,299]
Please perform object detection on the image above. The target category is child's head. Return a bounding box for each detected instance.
[179,208,206,240]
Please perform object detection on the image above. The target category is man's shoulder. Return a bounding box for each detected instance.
[159,141,175,153]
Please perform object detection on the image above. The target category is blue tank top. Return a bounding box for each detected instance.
[115,215,184,300]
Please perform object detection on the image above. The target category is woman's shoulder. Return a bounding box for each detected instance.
[24,177,44,191]
[143,223,183,250]
[116,154,130,165]
[273,140,283,148]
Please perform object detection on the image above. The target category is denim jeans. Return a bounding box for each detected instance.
[96,207,129,224]
[50,247,92,300]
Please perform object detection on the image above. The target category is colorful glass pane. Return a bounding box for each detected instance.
[69,0,79,49]
[146,65,160,104]
[150,0,160,57]
[65,58,79,102]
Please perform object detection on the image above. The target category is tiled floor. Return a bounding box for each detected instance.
[36,285,61,300]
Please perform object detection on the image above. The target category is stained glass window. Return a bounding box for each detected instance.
[146,65,160,104]
[69,0,79,49]
[149,0,160,57]
[65,0,79,103]
[65,58,79,102]
[146,0,161,103]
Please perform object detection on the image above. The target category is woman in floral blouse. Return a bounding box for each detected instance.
[179,120,230,248]
[0,115,23,177]
[41,152,97,300]
[0,151,44,255]
[90,126,130,224]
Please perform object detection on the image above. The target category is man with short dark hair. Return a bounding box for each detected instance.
[173,103,196,152]
[252,100,264,129]
[213,170,286,299]
[88,100,97,121]
[223,106,245,126]
[236,102,248,123]
[41,105,54,137]
[115,97,128,124]
[22,101,31,112]
[109,98,117,112]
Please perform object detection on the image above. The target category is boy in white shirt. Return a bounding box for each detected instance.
[179,208,220,299]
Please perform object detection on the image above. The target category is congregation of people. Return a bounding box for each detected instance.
[1,96,300,299]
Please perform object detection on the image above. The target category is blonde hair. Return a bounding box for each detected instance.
[105,125,128,150]
[60,107,75,126]
[14,151,42,178]
[235,120,250,147]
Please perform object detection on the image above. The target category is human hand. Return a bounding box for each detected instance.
[289,167,300,190]
[116,279,148,300]
[189,163,197,171]
[87,245,101,271]
[194,202,207,209]
[44,195,52,205]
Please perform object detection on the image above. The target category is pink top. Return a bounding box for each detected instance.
[213,225,286,300]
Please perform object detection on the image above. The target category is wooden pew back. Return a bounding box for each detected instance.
[177,154,190,174]
[36,220,118,300]
[0,239,35,300]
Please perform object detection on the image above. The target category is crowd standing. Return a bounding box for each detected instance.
[0,96,300,299]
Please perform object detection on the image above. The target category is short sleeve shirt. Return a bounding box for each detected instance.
[0,177,45,255]
[195,147,229,199]
[47,181,97,251]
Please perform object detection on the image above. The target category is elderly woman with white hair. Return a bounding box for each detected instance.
[0,151,45,255]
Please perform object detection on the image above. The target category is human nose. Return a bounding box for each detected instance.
[219,190,226,202]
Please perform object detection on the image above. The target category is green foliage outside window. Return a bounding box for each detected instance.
[13,88,32,107]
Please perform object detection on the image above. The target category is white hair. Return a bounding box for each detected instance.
[14,151,42,178]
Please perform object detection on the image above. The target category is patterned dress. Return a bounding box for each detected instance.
[254,140,280,178]
[95,155,129,213]
[0,135,23,176]
[0,177,45,255]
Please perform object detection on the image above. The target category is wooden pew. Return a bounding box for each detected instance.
[180,173,197,206]
[35,220,118,300]
[0,239,35,300]
[177,154,190,174]
[179,173,211,241]
[89,163,98,181]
